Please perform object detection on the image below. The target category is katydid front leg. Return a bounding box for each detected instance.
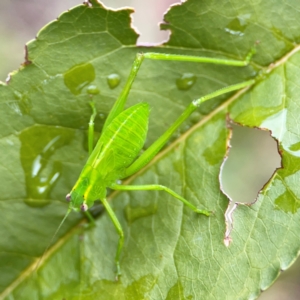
[100,197,124,279]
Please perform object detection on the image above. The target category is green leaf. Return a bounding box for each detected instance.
[1,0,300,299]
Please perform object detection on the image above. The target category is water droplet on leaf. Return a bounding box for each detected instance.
[224,14,250,36]
[86,85,100,95]
[107,73,121,89]
[176,73,197,90]
[20,126,74,207]
[64,63,95,95]
[125,203,157,224]
[99,113,106,119]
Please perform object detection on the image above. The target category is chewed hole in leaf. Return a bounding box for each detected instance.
[220,123,282,244]
[220,123,282,204]
[101,0,179,44]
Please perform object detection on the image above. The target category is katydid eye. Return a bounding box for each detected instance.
[81,203,88,211]
[66,193,71,202]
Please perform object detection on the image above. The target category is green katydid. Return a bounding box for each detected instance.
[62,51,255,278]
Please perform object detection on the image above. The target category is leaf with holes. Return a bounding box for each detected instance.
[1,0,300,299]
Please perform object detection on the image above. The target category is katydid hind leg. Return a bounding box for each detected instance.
[87,51,255,164]
[103,46,256,132]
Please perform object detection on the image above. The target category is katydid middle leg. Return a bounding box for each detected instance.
[110,183,211,216]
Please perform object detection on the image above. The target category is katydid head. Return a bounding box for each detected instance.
[67,165,107,212]
[66,190,89,212]
[66,174,93,212]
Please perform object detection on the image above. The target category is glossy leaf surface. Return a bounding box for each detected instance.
[1,0,300,299]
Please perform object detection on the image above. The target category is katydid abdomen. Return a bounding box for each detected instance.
[97,102,149,173]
